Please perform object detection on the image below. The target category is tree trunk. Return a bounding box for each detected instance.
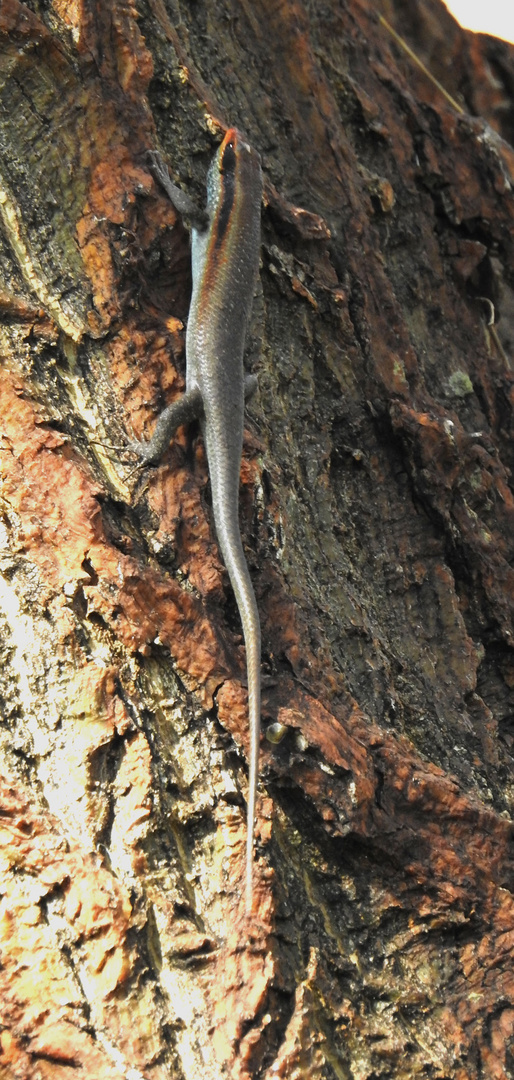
[1,0,514,1076]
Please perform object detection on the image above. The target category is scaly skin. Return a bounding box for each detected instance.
[133,130,263,914]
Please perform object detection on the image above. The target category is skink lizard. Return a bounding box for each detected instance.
[131,130,263,914]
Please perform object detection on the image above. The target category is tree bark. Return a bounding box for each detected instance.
[1,0,514,1077]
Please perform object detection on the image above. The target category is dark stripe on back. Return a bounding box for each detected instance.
[214,139,237,247]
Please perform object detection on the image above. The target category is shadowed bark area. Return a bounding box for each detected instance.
[0,0,514,1077]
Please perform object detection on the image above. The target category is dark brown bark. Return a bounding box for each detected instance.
[1,0,514,1077]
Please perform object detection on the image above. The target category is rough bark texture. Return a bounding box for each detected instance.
[1,0,514,1077]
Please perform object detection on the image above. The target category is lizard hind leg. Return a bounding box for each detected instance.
[244,373,258,401]
[128,386,203,465]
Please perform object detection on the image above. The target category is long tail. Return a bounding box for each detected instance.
[214,503,261,914]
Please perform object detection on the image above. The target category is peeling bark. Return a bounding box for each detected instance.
[1,0,514,1077]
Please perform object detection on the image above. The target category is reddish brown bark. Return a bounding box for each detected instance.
[1,0,514,1076]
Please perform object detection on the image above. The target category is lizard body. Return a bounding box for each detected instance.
[133,130,263,913]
